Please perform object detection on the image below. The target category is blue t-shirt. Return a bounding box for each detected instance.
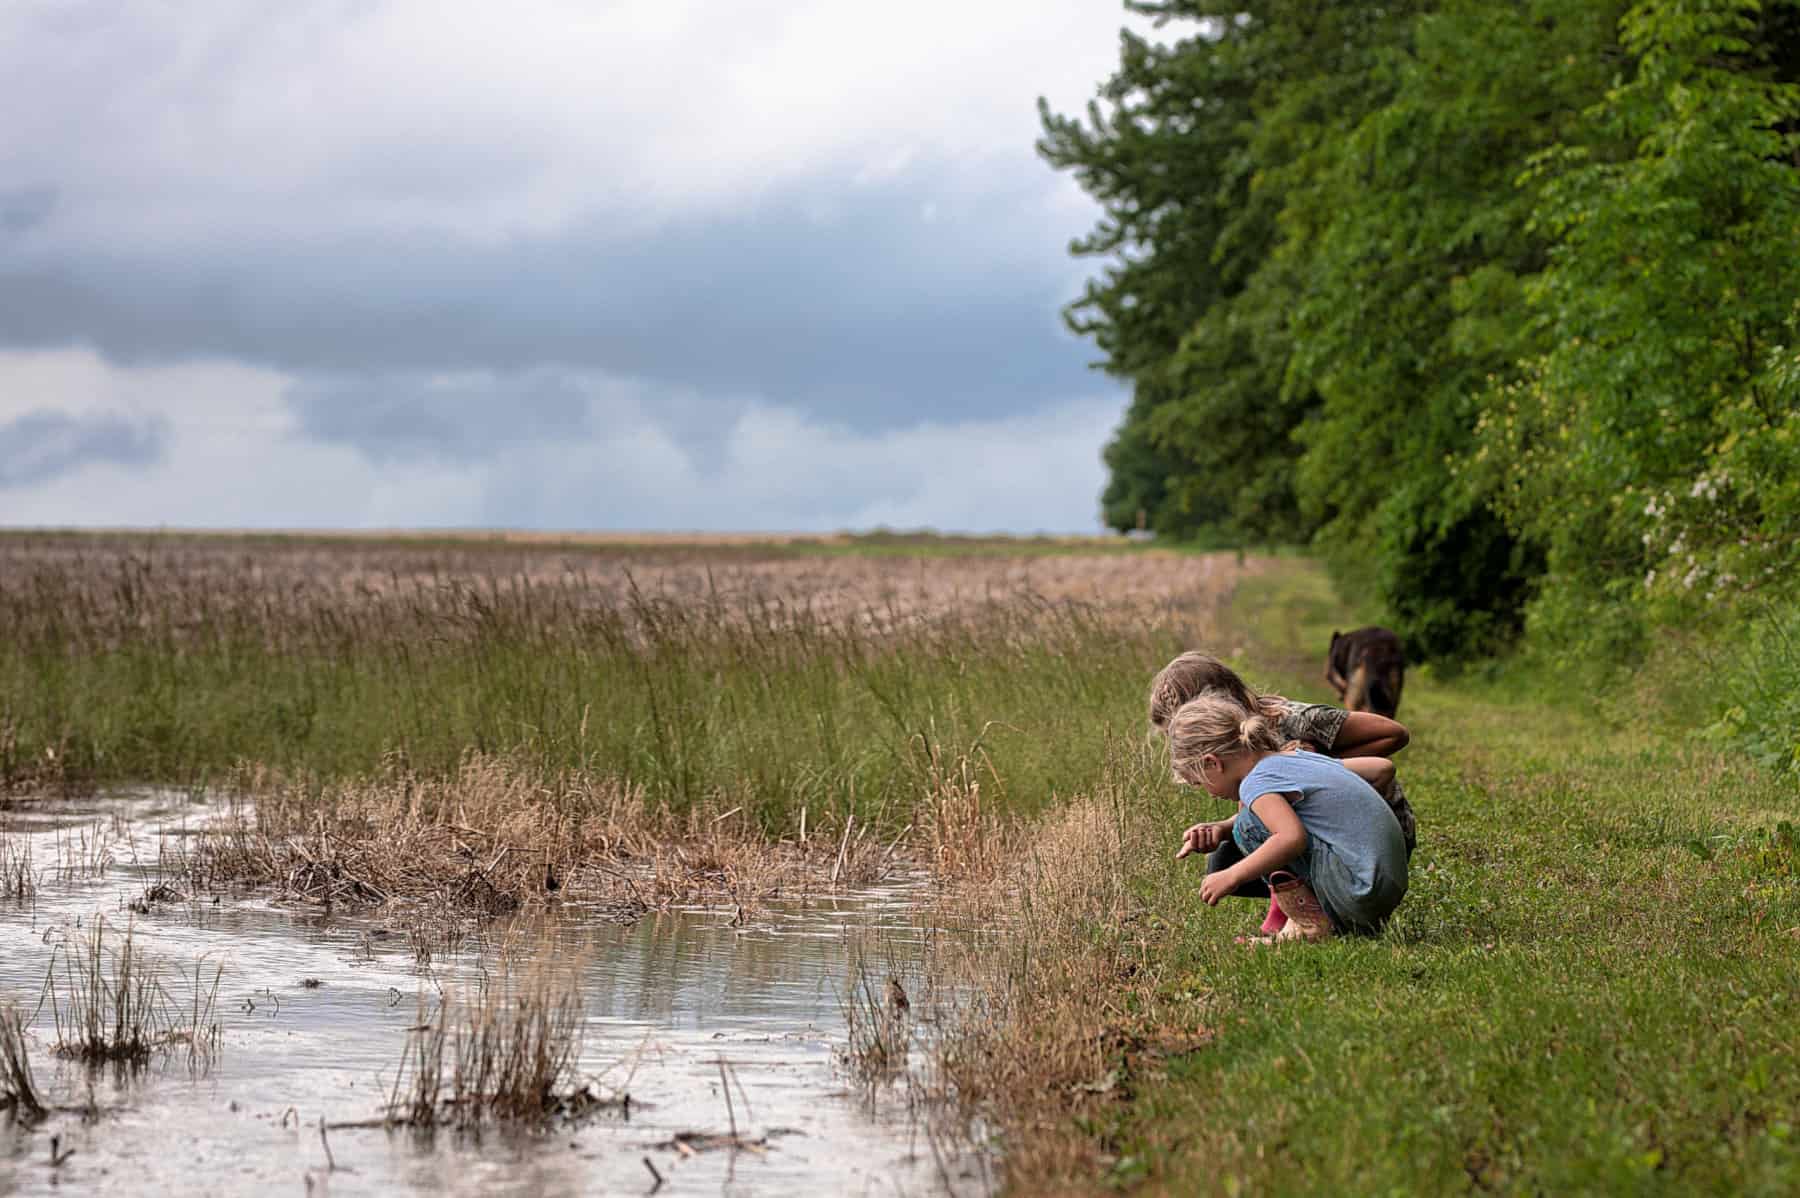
[1238,750,1406,899]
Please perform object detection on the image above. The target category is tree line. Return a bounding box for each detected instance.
[1047,0,1799,660]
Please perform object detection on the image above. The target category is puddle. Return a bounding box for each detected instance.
[0,793,991,1196]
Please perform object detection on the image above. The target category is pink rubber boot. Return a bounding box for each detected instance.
[1259,895,1289,935]
[1269,872,1335,943]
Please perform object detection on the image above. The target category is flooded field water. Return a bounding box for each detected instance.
[0,793,985,1197]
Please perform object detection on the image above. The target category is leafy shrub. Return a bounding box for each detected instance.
[1706,606,1800,772]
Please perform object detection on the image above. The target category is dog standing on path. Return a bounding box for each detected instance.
[1325,627,1406,718]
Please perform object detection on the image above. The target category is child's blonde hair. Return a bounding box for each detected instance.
[1148,651,1287,731]
[1167,693,1285,786]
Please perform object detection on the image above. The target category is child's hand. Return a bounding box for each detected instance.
[1198,867,1239,906]
[1173,820,1216,859]
[1175,820,1227,860]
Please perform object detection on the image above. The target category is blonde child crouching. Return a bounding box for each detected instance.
[1168,694,1409,943]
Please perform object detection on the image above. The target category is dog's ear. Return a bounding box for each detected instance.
[1330,630,1341,647]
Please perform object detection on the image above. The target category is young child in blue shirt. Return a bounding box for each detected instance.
[1167,693,1409,941]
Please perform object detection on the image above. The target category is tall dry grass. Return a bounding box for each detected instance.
[199,752,908,915]
[836,735,1190,1189]
[384,948,594,1129]
[1,535,1233,833]
[0,1005,44,1121]
[939,798,1157,1179]
[45,918,223,1069]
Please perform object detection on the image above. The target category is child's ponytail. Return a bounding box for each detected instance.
[1237,712,1283,755]
[1168,695,1281,784]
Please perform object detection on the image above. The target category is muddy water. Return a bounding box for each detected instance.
[0,793,990,1196]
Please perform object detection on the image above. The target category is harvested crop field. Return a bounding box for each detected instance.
[0,530,1248,629]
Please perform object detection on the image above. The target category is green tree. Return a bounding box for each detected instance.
[1057,0,1798,661]
[1481,0,1800,653]
[1279,0,1622,654]
[1043,1,1420,542]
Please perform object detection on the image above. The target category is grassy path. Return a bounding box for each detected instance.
[1092,573,1800,1194]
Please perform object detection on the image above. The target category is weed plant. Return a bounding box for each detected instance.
[0,834,33,901]
[1703,605,1800,772]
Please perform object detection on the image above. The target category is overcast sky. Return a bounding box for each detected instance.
[0,1,1146,534]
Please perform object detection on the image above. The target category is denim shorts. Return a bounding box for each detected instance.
[1233,807,1406,934]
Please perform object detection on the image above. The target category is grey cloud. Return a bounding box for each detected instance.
[438,394,1122,534]
[0,408,167,488]
[0,164,1094,436]
[0,186,57,235]
[288,371,595,464]
[285,369,766,477]
[0,0,1138,532]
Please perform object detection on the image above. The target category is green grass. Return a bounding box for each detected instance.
[1086,570,1800,1195]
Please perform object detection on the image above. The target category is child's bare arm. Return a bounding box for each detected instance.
[1199,793,1305,905]
[1340,755,1396,796]
[1332,712,1409,757]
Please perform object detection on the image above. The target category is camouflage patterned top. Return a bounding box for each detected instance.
[1277,700,1417,854]
[1278,702,1349,753]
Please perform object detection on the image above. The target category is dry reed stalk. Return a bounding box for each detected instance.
[913,738,1012,884]
[857,777,1168,1190]
[0,1005,45,1121]
[50,918,160,1064]
[45,918,222,1068]
[50,821,110,882]
[382,949,599,1129]
[0,833,34,901]
[200,752,903,918]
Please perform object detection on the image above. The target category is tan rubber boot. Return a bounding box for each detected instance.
[1269,872,1335,943]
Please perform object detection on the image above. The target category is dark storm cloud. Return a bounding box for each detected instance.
[0,408,167,488]
[0,0,1141,533]
[0,166,1093,447]
[287,371,594,464]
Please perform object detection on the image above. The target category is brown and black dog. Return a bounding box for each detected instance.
[1325,627,1406,718]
